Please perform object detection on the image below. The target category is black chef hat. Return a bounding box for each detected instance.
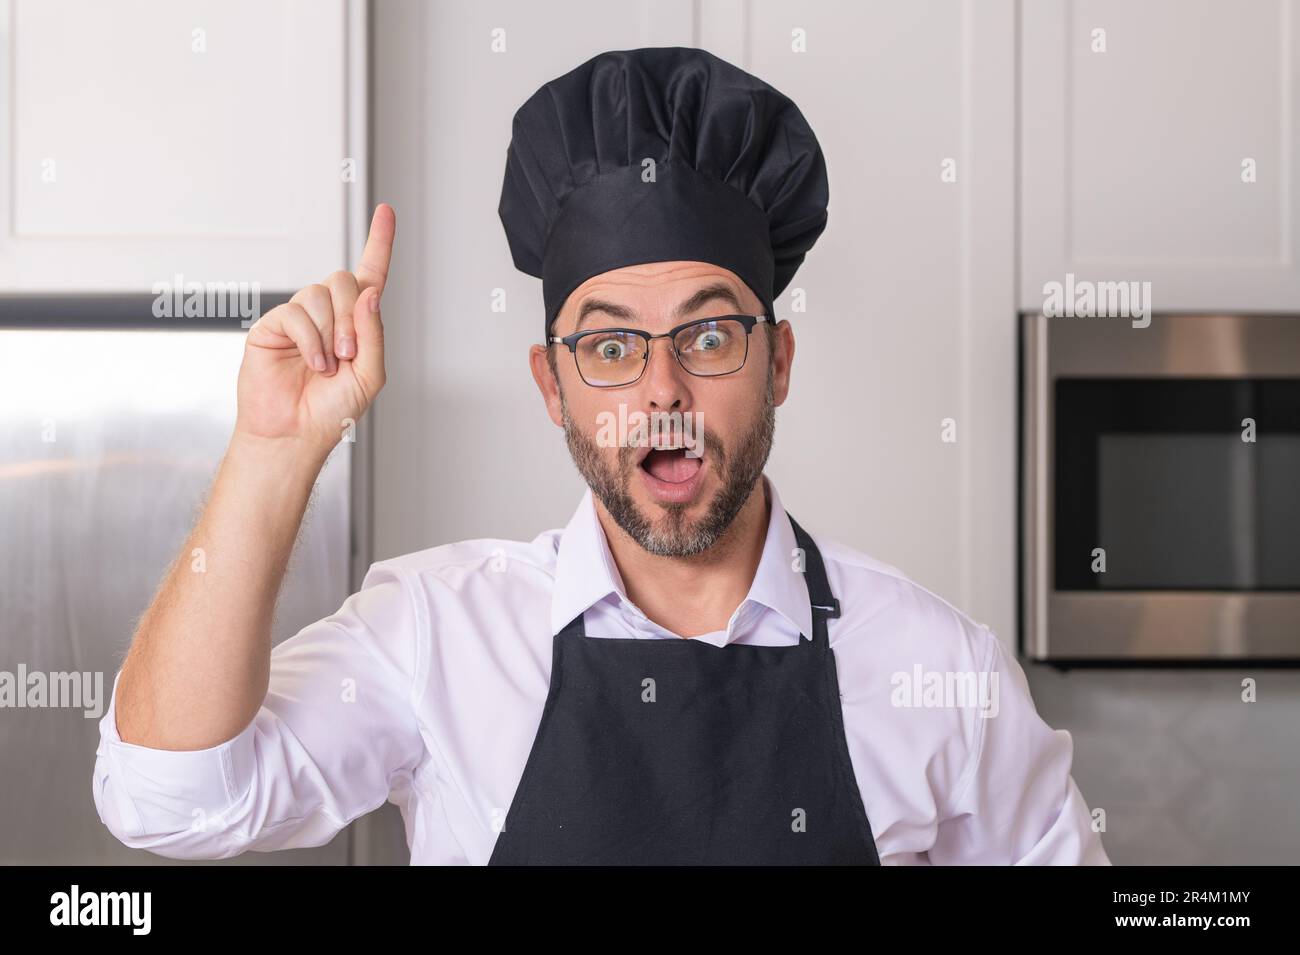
[499,47,829,341]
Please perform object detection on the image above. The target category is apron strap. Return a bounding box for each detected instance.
[786,511,841,648]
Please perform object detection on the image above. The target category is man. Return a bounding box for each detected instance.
[93,48,1109,865]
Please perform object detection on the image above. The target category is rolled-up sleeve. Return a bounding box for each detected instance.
[92,562,426,860]
[928,627,1111,865]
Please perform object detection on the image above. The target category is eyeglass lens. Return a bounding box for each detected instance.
[573,318,749,386]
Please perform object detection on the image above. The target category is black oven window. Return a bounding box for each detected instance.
[1055,378,1300,591]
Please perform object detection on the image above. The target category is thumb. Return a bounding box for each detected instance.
[351,286,387,395]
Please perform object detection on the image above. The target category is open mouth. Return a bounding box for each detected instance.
[634,432,707,500]
[638,445,703,484]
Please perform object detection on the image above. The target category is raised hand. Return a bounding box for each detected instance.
[235,203,395,456]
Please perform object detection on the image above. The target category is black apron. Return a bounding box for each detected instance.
[488,512,880,865]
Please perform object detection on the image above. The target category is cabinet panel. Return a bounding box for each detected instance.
[0,0,351,290]
[1021,0,1300,312]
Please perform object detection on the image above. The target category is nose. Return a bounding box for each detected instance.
[640,335,691,411]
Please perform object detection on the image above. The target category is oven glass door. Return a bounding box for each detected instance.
[1055,377,1300,592]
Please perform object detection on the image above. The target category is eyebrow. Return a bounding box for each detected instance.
[574,282,745,331]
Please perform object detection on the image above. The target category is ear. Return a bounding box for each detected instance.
[770,320,795,408]
[529,343,565,427]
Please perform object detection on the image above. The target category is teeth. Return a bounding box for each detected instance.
[638,435,701,455]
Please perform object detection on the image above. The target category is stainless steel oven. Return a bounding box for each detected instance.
[1022,313,1300,662]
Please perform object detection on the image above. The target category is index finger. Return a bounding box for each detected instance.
[354,203,396,293]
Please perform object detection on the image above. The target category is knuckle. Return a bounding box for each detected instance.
[325,269,358,291]
[291,284,331,308]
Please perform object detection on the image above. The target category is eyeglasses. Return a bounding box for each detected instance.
[548,314,769,388]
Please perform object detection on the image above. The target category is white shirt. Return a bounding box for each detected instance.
[93,475,1110,865]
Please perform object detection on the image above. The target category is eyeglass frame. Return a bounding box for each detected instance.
[546,313,770,387]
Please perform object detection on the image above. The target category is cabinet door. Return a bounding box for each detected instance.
[0,0,351,292]
[1021,0,1300,312]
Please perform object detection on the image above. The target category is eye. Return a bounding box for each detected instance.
[592,336,630,361]
[688,326,728,351]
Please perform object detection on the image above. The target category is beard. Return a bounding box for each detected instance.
[560,364,776,558]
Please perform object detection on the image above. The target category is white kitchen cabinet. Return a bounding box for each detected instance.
[0,0,360,292]
[1021,0,1300,313]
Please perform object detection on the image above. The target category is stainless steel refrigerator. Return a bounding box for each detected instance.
[0,295,381,864]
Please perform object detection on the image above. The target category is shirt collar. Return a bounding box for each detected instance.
[549,485,629,637]
[549,475,814,644]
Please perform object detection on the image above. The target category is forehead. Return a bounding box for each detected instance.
[557,261,759,332]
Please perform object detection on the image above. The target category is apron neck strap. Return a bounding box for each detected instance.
[785,512,841,647]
